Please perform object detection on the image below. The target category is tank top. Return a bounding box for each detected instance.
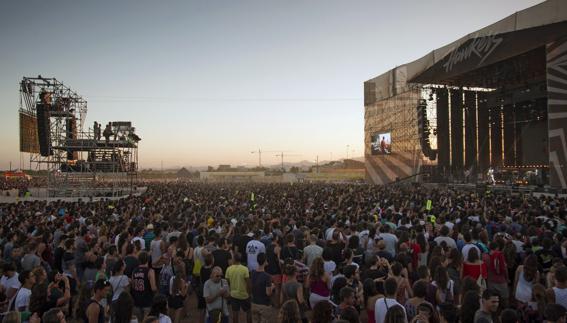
[310,278,330,297]
[553,287,567,310]
[131,266,153,307]
[266,244,281,275]
[83,299,104,323]
[515,271,533,303]
[282,281,301,303]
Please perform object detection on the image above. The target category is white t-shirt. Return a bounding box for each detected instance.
[433,236,457,250]
[374,297,405,323]
[158,313,172,323]
[0,274,21,294]
[245,240,265,271]
[14,287,32,311]
[324,260,336,276]
[131,237,145,250]
[461,243,481,261]
[109,274,130,301]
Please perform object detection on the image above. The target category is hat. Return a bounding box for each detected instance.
[146,224,154,230]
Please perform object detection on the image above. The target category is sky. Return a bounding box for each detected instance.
[0,0,543,169]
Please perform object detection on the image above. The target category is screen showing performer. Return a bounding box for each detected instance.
[371,132,392,155]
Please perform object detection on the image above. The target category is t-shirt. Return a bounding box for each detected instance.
[0,274,21,294]
[109,275,130,301]
[225,264,249,300]
[462,243,481,261]
[473,309,493,323]
[203,278,229,316]
[212,249,231,275]
[124,255,140,277]
[434,236,457,250]
[374,297,405,323]
[303,244,323,267]
[158,313,172,323]
[245,240,265,271]
[379,233,399,257]
[14,287,32,311]
[251,270,272,306]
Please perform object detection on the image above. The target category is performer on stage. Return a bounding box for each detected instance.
[487,167,496,185]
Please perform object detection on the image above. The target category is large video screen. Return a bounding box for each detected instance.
[371,132,392,155]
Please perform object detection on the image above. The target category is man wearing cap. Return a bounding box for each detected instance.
[143,224,156,251]
[85,279,111,323]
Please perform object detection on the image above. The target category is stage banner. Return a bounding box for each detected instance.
[547,38,567,189]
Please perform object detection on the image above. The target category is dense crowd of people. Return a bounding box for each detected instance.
[0,182,566,323]
[0,177,45,193]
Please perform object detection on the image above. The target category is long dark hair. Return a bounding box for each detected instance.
[148,294,168,316]
[460,291,480,323]
[111,292,134,323]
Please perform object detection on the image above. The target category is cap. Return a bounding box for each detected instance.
[146,224,154,230]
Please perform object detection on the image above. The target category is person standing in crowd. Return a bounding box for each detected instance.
[246,231,265,272]
[84,279,111,323]
[547,266,567,310]
[474,289,500,323]
[308,257,331,308]
[303,234,323,268]
[131,251,157,321]
[204,266,230,323]
[226,252,251,323]
[251,252,276,323]
[11,270,35,312]
[109,260,130,304]
[278,299,301,323]
[375,277,406,323]
[148,294,172,323]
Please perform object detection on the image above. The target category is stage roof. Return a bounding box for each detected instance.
[365,0,567,104]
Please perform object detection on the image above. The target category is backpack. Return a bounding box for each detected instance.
[159,262,174,295]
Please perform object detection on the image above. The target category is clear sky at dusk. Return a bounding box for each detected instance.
[0,0,543,169]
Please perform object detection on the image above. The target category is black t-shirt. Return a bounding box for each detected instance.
[251,270,272,305]
[124,255,140,277]
[328,241,345,264]
[200,265,213,286]
[233,235,252,265]
[53,246,64,273]
[212,249,231,275]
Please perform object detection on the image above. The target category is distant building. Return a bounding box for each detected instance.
[176,167,191,178]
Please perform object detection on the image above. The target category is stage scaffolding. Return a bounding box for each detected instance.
[19,76,139,197]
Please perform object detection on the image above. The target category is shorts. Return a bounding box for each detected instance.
[230,297,251,312]
[251,303,276,323]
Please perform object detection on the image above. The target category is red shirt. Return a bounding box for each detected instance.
[462,262,487,280]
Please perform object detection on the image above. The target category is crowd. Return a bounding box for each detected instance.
[0,177,46,193]
[0,182,566,323]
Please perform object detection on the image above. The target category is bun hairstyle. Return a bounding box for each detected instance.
[284,263,296,276]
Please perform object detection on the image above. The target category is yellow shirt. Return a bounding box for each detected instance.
[225,264,249,300]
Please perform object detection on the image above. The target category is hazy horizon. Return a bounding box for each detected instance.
[0,0,543,169]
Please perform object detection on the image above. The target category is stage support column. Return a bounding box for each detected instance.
[490,105,503,167]
[503,104,515,166]
[436,88,450,174]
[450,89,464,173]
[547,39,567,189]
[477,92,490,174]
[464,91,477,173]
